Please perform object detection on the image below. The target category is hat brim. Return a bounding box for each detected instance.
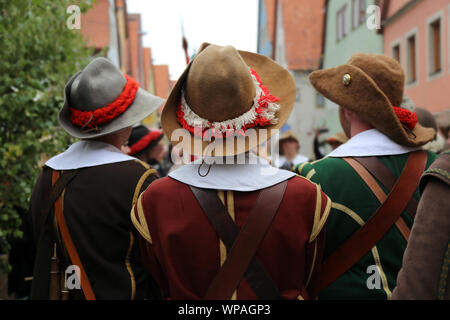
[59,72,165,139]
[161,44,296,157]
[327,131,348,145]
[309,65,435,147]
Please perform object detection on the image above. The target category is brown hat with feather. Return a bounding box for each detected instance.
[309,53,435,147]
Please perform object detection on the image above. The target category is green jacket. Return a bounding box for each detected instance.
[295,151,437,300]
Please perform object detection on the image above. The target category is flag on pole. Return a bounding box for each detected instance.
[180,18,189,65]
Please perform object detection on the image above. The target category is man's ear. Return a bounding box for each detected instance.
[342,107,354,120]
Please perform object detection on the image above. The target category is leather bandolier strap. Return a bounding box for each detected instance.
[41,169,79,220]
[52,170,96,300]
[353,156,419,219]
[31,167,79,299]
[344,158,410,240]
[190,180,288,300]
[313,150,427,295]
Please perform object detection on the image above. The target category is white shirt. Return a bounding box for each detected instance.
[168,152,295,192]
[275,154,309,168]
[327,129,420,158]
[46,140,136,170]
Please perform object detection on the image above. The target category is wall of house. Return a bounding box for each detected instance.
[285,71,326,159]
[324,0,383,68]
[323,0,384,135]
[154,65,170,99]
[81,0,110,50]
[281,0,325,70]
[127,14,145,84]
[275,0,326,160]
[272,1,309,159]
[257,0,327,160]
[383,0,450,112]
[385,0,411,19]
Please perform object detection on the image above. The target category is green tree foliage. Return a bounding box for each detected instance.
[0,0,96,271]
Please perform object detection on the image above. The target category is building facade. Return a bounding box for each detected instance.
[258,0,326,160]
[81,0,120,67]
[80,0,169,126]
[382,0,450,113]
[322,0,384,135]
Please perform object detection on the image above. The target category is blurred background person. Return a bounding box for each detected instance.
[314,129,349,160]
[414,107,446,154]
[276,130,309,170]
[435,109,450,152]
[393,151,450,300]
[126,125,169,177]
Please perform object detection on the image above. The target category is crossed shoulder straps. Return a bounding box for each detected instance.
[312,150,427,295]
[190,180,288,300]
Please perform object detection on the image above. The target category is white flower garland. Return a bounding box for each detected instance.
[180,68,280,134]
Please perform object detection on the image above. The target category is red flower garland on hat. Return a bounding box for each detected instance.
[392,106,418,130]
[127,129,163,156]
[70,75,140,128]
[176,68,280,138]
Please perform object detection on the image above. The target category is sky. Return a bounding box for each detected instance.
[126,0,259,80]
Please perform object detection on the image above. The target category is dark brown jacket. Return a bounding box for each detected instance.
[393,151,450,300]
[30,160,158,300]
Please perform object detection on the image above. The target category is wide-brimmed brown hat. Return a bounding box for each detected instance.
[279,130,299,144]
[161,43,296,156]
[309,53,435,147]
[59,57,164,139]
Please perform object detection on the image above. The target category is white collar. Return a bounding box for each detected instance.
[327,129,420,158]
[45,140,136,170]
[168,152,295,192]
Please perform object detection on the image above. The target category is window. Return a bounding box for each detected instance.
[337,5,348,41]
[352,0,366,29]
[391,38,402,64]
[392,44,400,63]
[359,0,367,25]
[406,34,417,84]
[431,20,441,73]
[427,12,443,77]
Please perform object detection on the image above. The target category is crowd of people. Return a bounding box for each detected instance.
[9,43,449,300]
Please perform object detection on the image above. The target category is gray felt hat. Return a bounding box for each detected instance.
[59,57,165,139]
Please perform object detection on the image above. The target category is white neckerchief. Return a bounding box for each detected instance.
[45,140,136,170]
[275,154,309,168]
[168,152,295,192]
[327,129,420,158]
